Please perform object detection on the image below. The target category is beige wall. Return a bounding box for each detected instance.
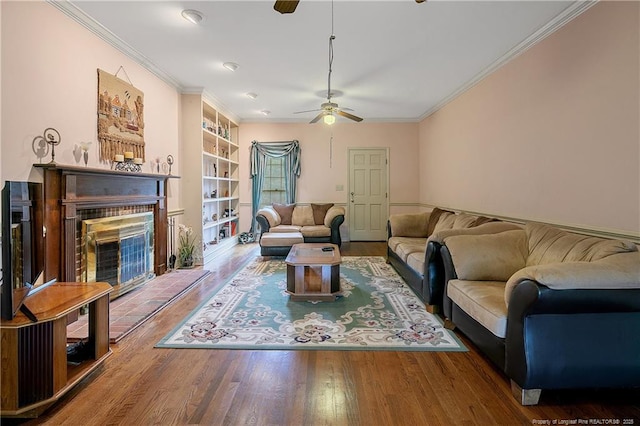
[418,1,639,237]
[0,2,181,210]
[238,121,420,232]
[2,1,637,241]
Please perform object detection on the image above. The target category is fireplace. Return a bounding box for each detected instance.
[83,212,155,299]
[35,164,176,289]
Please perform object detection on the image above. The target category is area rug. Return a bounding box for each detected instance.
[68,269,210,343]
[156,257,466,351]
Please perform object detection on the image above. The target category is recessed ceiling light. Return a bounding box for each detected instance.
[246,92,258,100]
[181,9,203,25]
[260,110,271,116]
[223,62,239,72]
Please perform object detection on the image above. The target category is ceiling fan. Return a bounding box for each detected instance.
[274,0,426,15]
[292,0,363,125]
[293,33,363,125]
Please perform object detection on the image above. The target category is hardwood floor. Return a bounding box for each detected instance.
[12,242,640,425]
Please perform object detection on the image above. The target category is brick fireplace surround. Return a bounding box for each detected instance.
[35,164,177,297]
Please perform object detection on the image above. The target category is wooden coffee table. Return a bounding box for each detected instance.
[285,243,341,301]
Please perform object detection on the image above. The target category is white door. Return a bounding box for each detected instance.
[348,148,389,241]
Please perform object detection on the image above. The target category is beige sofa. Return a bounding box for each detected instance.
[440,222,640,405]
[387,208,521,311]
[256,203,345,255]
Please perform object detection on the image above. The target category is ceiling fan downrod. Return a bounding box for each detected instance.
[327,34,335,102]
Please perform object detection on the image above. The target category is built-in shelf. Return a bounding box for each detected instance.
[181,94,240,268]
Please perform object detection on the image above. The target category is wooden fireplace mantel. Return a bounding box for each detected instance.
[33,163,179,282]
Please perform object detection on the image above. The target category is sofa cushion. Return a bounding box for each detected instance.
[526,222,637,266]
[257,206,281,227]
[406,251,426,276]
[389,212,430,238]
[445,230,528,281]
[473,215,498,226]
[269,225,302,233]
[395,241,428,263]
[428,222,523,244]
[300,225,332,238]
[324,206,345,227]
[433,212,479,234]
[260,232,304,247]
[291,205,315,226]
[311,203,334,225]
[426,207,454,237]
[388,236,427,253]
[273,203,296,225]
[448,279,508,338]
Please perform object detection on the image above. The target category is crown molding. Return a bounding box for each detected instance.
[418,0,598,121]
[48,0,184,90]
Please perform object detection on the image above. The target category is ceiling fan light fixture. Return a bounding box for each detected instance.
[181,9,203,25]
[323,113,336,125]
[223,62,239,72]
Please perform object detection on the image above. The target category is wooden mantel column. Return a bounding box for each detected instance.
[33,164,179,282]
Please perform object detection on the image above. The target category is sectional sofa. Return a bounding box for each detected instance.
[386,208,520,312]
[440,222,640,405]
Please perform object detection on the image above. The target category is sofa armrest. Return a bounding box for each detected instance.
[504,251,640,305]
[423,241,445,306]
[324,206,345,227]
[440,245,457,319]
[256,206,281,235]
[505,279,640,389]
[326,207,345,246]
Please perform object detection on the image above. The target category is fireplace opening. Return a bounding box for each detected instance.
[82,212,155,299]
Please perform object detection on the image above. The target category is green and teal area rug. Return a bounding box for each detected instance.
[156,256,466,351]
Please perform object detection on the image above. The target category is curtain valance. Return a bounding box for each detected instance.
[250,140,301,178]
[250,140,301,232]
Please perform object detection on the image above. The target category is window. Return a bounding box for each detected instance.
[259,156,286,208]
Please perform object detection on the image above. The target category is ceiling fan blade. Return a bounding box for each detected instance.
[338,106,354,112]
[293,108,322,114]
[415,0,427,3]
[336,110,363,122]
[274,0,299,14]
[310,112,325,124]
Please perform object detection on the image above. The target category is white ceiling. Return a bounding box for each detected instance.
[60,0,590,124]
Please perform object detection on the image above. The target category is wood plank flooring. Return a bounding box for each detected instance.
[11,242,640,425]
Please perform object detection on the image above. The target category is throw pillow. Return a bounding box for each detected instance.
[272,203,295,225]
[473,215,498,226]
[311,203,334,225]
[426,207,454,237]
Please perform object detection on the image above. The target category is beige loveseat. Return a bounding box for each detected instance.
[256,203,345,256]
[440,222,640,405]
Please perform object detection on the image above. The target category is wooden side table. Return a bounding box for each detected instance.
[1,282,112,418]
[285,243,341,301]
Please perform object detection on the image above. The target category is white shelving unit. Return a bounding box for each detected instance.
[181,94,240,267]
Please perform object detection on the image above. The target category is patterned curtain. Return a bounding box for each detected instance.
[250,140,301,232]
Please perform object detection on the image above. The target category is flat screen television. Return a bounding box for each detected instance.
[1,181,45,321]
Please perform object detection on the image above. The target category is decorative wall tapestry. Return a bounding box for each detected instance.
[97,68,145,162]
